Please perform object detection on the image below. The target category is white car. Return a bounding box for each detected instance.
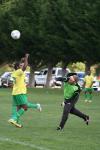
[92,77,100,91]
[0,77,2,87]
[1,71,30,87]
[34,67,70,87]
[0,72,13,87]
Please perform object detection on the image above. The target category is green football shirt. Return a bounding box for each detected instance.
[64,82,78,100]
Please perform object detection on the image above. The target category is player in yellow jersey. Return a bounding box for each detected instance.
[84,71,94,103]
[8,54,42,128]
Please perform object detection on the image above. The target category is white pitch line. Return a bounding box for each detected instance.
[0,137,51,150]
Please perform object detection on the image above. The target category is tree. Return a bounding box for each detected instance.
[0,0,100,87]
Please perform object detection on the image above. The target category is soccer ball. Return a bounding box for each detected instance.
[11,30,21,40]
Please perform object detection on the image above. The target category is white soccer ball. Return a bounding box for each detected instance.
[11,30,21,40]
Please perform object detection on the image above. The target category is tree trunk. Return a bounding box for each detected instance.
[61,61,69,88]
[29,65,36,87]
[45,64,53,88]
[85,61,92,74]
[62,61,69,77]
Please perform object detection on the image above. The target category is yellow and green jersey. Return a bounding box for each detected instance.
[84,75,94,88]
[12,69,27,95]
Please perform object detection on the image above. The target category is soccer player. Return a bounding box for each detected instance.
[57,73,89,131]
[84,71,94,102]
[8,54,42,128]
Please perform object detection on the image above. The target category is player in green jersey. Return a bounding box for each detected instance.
[57,73,89,131]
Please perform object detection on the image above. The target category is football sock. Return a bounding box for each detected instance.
[85,93,90,100]
[16,108,25,119]
[27,102,38,109]
[11,106,17,120]
[85,93,88,100]
[89,94,92,100]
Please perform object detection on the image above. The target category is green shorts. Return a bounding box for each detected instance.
[12,94,28,106]
[84,88,93,92]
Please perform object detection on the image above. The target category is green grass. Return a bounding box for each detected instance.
[0,88,100,150]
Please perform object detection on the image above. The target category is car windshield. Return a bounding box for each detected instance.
[44,70,48,75]
[52,70,55,75]
[57,69,62,76]
[1,72,11,78]
[77,72,85,78]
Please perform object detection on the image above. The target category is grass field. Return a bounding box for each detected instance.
[0,88,100,150]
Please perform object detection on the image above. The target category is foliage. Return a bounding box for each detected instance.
[70,62,85,72]
[0,64,13,75]
[0,0,100,71]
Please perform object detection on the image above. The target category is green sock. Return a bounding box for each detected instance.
[11,106,17,120]
[85,93,88,100]
[86,93,90,100]
[16,108,25,119]
[27,102,38,109]
[89,94,92,100]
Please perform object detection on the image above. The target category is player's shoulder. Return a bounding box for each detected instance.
[17,68,23,72]
[14,69,24,75]
[84,75,88,80]
[90,75,94,79]
[85,75,91,79]
[75,83,81,92]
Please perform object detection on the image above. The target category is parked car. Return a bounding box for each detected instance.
[92,77,100,91]
[53,71,85,88]
[0,71,31,87]
[53,76,63,86]
[0,77,2,87]
[34,67,70,87]
[76,72,85,88]
[0,72,13,87]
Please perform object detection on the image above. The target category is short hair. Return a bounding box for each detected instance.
[14,62,20,70]
[67,73,77,78]
[64,73,78,82]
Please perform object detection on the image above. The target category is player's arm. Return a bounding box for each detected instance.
[82,77,86,88]
[21,54,29,71]
[90,80,94,88]
[83,81,86,88]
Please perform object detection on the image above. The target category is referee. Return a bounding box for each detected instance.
[57,73,89,131]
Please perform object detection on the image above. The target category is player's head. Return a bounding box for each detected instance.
[87,71,91,75]
[68,75,78,84]
[66,73,78,84]
[14,62,24,70]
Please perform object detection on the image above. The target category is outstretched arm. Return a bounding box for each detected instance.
[21,53,29,71]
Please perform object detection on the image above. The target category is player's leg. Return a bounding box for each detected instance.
[57,94,80,130]
[88,88,93,102]
[8,96,21,127]
[11,96,17,120]
[70,107,90,125]
[8,94,27,128]
[27,102,42,111]
[57,102,72,130]
[11,94,42,125]
[15,94,28,120]
[85,88,92,102]
[84,88,88,102]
